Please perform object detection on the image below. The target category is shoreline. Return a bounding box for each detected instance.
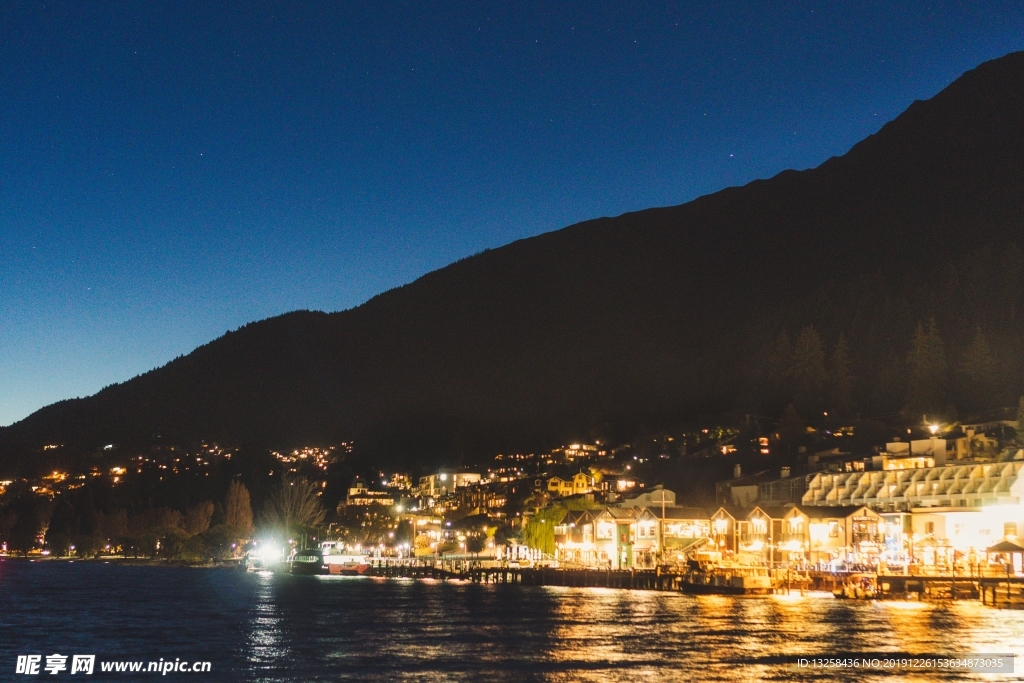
[0,555,243,569]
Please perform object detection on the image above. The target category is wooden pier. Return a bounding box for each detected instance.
[516,567,681,590]
[874,575,980,600]
[362,560,1024,607]
[979,577,1024,608]
[365,560,683,589]
[366,561,808,592]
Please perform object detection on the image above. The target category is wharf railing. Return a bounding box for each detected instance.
[361,559,1024,606]
[364,558,686,589]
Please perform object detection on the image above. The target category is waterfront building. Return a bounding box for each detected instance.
[593,507,642,569]
[553,510,599,566]
[885,505,1024,572]
[782,505,884,567]
[798,445,1024,570]
[802,460,1024,511]
[634,506,712,566]
[403,512,445,556]
[710,505,799,563]
[741,506,791,567]
[709,507,746,555]
[555,503,712,569]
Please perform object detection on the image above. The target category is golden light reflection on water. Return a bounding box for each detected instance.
[528,587,1024,682]
[234,573,1024,682]
[246,572,291,668]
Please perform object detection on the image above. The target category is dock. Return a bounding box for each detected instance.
[364,560,813,592]
[979,577,1024,608]
[366,561,682,589]
[362,560,1024,606]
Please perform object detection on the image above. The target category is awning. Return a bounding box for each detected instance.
[985,540,1024,554]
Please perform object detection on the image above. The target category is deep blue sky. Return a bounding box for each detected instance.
[1,2,1022,426]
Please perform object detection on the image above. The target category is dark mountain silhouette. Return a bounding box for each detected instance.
[3,51,1024,471]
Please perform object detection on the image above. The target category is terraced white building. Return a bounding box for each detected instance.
[803,461,1024,511]
[803,459,1024,567]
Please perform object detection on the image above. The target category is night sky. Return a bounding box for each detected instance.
[1,2,1022,426]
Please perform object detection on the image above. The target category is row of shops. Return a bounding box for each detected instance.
[551,502,885,570]
[551,496,1024,574]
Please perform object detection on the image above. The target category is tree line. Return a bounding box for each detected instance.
[0,476,336,561]
[752,242,1024,421]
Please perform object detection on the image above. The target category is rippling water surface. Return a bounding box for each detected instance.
[2,559,1023,681]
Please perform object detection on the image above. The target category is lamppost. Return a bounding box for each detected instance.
[659,487,666,568]
[928,423,940,463]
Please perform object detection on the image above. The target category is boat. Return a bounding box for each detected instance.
[245,542,285,572]
[681,563,773,595]
[288,547,327,575]
[320,541,371,576]
[832,573,878,599]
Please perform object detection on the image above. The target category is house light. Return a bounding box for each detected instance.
[809,522,830,542]
[929,424,939,435]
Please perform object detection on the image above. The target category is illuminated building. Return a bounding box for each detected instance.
[782,505,884,567]
[593,508,641,569]
[616,485,674,508]
[415,470,481,498]
[802,461,1024,510]
[633,506,711,567]
[546,472,595,497]
[802,460,1024,567]
[553,510,599,566]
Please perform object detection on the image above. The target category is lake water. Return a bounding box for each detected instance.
[2,559,1023,681]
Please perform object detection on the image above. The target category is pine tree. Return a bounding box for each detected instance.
[790,326,828,414]
[766,330,793,407]
[776,404,805,455]
[830,332,855,415]
[906,318,946,412]
[1000,243,1022,325]
[960,327,997,411]
[1016,397,1024,447]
